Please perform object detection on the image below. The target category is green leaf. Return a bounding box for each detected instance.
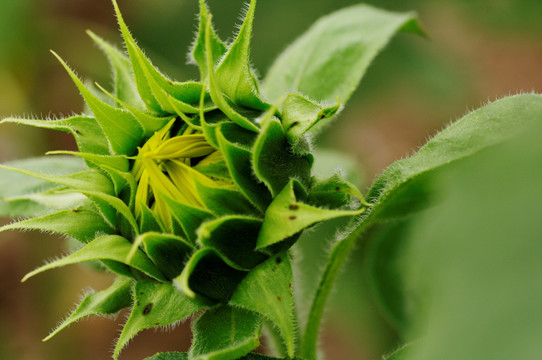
[112,0,205,116]
[145,353,188,360]
[1,116,110,155]
[22,235,166,282]
[0,156,86,216]
[216,125,271,212]
[308,173,368,209]
[399,122,542,360]
[51,50,144,155]
[365,219,412,332]
[366,94,542,222]
[205,16,260,133]
[44,276,133,341]
[257,179,366,249]
[75,190,138,236]
[301,94,542,360]
[174,248,247,302]
[230,252,295,358]
[384,343,415,360]
[263,4,422,105]
[252,118,312,197]
[214,0,268,112]
[86,30,144,110]
[190,0,227,81]
[0,208,114,243]
[47,151,129,172]
[115,280,206,359]
[5,191,87,211]
[280,94,340,145]
[163,196,214,243]
[0,166,114,196]
[189,305,262,360]
[197,215,267,270]
[194,181,256,217]
[135,232,193,280]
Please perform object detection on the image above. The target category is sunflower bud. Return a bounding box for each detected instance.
[0,0,372,358]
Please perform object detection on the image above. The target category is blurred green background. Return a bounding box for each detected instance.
[1,0,541,359]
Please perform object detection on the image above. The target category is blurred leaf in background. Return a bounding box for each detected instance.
[398,119,542,360]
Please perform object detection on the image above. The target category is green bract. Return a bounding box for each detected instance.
[0,1,422,359]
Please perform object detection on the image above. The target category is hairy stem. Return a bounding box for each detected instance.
[300,216,367,360]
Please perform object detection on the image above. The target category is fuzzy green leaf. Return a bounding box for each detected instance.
[5,191,87,211]
[197,215,267,270]
[281,94,340,145]
[1,116,110,155]
[146,353,299,360]
[205,15,260,133]
[163,197,214,243]
[44,276,133,341]
[47,151,129,172]
[174,248,247,302]
[189,305,262,360]
[145,353,188,360]
[0,156,86,216]
[385,343,414,360]
[190,0,227,80]
[216,125,271,212]
[112,0,204,116]
[135,232,193,280]
[257,179,365,249]
[231,252,295,358]
[253,118,312,197]
[308,173,368,209]
[399,122,542,360]
[194,181,256,217]
[263,4,422,105]
[214,0,268,112]
[301,94,542,360]
[75,190,138,236]
[115,280,206,360]
[0,208,114,244]
[52,51,144,155]
[0,165,114,196]
[366,94,542,221]
[22,235,166,282]
[86,30,144,110]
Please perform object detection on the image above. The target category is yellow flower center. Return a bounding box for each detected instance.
[132,119,223,231]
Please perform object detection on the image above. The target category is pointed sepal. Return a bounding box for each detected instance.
[230,252,295,358]
[189,305,262,360]
[44,276,133,341]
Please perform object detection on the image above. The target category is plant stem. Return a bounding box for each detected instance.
[300,216,367,360]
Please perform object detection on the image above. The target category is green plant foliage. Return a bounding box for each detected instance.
[301,94,542,360]
[396,121,542,360]
[189,305,262,360]
[7,1,539,360]
[262,4,422,104]
[3,1,403,356]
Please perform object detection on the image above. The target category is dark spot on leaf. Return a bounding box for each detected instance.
[143,303,152,315]
[289,204,299,210]
[71,208,80,213]
[289,215,297,220]
[275,257,282,264]
[290,121,300,128]
[73,129,81,135]
[289,282,292,289]
[335,186,341,191]
[277,296,281,302]
[136,301,140,306]
[319,113,326,119]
